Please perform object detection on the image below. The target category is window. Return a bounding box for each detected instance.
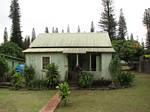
[42,57,50,69]
[91,54,96,71]
[79,54,90,71]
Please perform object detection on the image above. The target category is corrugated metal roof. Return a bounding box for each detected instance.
[23,32,115,53]
[23,48,115,53]
[30,32,112,48]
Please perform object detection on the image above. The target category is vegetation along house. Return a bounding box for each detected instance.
[23,33,115,82]
[0,54,24,70]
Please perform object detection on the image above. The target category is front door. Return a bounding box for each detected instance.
[67,54,78,83]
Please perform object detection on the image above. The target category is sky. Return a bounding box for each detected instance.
[0,0,149,44]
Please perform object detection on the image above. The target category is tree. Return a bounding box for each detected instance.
[0,42,23,58]
[118,9,127,40]
[112,40,144,69]
[3,27,8,43]
[77,25,81,32]
[90,21,95,32]
[23,35,30,49]
[45,27,49,33]
[143,8,150,49]
[55,27,59,33]
[98,0,117,40]
[52,27,55,33]
[67,24,70,33]
[9,0,22,48]
[31,28,36,42]
[0,57,8,81]
[130,33,134,41]
[62,29,64,33]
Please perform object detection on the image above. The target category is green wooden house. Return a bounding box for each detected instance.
[0,54,24,70]
[23,33,115,82]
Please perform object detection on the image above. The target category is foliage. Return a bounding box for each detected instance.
[24,65,35,87]
[99,0,117,40]
[77,25,81,33]
[78,72,93,88]
[11,72,26,90]
[143,8,150,49]
[46,63,59,88]
[112,40,144,68]
[30,79,47,89]
[0,57,9,81]
[118,9,127,40]
[90,21,94,32]
[56,82,70,105]
[0,42,23,58]
[45,27,49,33]
[109,55,121,81]
[23,35,30,50]
[31,28,36,42]
[3,27,8,43]
[9,0,23,48]
[117,71,135,87]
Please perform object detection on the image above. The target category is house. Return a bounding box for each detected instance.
[0,54,24,70]
[23,33,115,81]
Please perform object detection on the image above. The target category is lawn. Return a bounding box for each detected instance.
[56,72,150,112]
[0,89,56,112]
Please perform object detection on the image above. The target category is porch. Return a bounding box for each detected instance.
[67,53,102,82]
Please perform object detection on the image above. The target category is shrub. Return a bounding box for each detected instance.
[46,63,59,88]
[78,72,93,88]
[56,82,70,105]
[30,79,47,89]
[24,65,35,87]
[117,71,135,87]
[0,57,8,81]
[11,72,26,90]
[109,55,121,82]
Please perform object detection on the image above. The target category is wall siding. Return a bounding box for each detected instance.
[25,52,112,81]
[25,53,68,81]
[101,53,112,80]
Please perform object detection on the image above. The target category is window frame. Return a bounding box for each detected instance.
[42,56,51,69]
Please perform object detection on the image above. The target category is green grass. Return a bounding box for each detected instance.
[56,72,150,112]
[0,89,56,112]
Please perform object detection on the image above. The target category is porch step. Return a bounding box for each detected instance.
[0,82,11,88]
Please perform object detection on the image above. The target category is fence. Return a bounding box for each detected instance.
[139,57,150,74]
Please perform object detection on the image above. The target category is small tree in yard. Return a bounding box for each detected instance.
[0,57,9,81]
[56,82,70,105]
[11,72,26,90]
[109,55,121,84]
[46,63,59,88]
[109,55,135,88]
[24,65,35,87]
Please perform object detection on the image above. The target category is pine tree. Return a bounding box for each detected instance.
[23,35,30,49]
[67,24,70,33]
[130,33,134,41]
[31,28,36,42]
[52,27,55,33]
[55,28,59,33]
[98,0,117,40]
[90,21,95,32]
[77,25,81,32]
[62,29,64,33]
[118,9,127,40]
[141,38,145,48]
[143,8,150,49]
[3,27,8,43]
[45,27,49,33]
[9,0,22,48]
